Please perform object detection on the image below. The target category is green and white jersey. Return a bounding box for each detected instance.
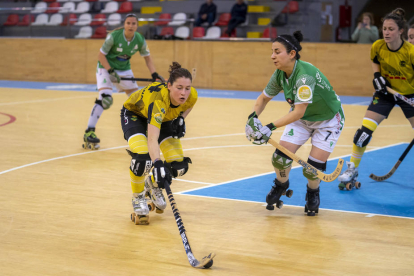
[264,59,342,122]
[98,29,150,71]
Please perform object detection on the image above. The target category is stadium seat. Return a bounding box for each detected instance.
[85,0,98,2]
[101,2,118,13]
[203,26,220,39]
[155,13,171,26]
[282,1,299,14]
[215,13,230,26]
[46,2,60,14]
[192,27,205,38]
[31,2,47,14]
[43,0,56,3]
[75,26,92,38]
[91,26,107,38]
[160,26,174,36]
[31,13,49,26]
[57,0,69,2]
[46,13,63,25]
[90,13,106,26]
[74,13,92,25]
[71,0,82,2]
[262,27,277,39]
[99,0,111,2]
[175,26,189,39]
[221,27,236,38]
[59,2,75,13]
[168,13,186,26]
[17,14,35,26]
[3,14,19,26]
[117,2,132,13]
[74,2,90,13]
[60,14,77,25]
[114,0,126,2]
[107,13,121,26]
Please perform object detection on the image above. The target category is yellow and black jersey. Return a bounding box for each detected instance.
[371,39,414,95]
[123,82,198,129]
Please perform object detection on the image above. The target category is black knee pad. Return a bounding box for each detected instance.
[126,150,152,176]
[303,158,326,181]
[275,149,291,160]
[165,157,192,178]
[353,126,373,147]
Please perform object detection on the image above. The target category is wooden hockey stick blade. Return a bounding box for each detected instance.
[267,138,344,182]
[121,77,154,82]
[386,87,414,107]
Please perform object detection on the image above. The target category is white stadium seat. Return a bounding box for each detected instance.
[74,13,92,26]
[31,13,48,25]
[46,13,63,26]
[203,26,221,39]
[59,2,75,13]
[175,26,189,39]
[107,13,121,26]
[31,2,47,14]
[101,2,119,14]
[74,2,90,14]
[57,0,69,2]
[168,13,186,26]
[75,26,92,38]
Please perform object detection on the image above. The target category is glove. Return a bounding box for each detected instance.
[153,159,172,189]
[171,116,186,139]
[245,111,263,142]
[108,68,120,83]
[253,123,277,145]
[152,72,165,83]
[373,72,391,94]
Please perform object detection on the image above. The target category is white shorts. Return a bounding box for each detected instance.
[280,109,345,153]
[96,68,139,92]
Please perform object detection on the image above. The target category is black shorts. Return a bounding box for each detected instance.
[367,92,414,119]
[120,107,175,142]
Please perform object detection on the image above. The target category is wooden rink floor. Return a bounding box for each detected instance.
[1,87,414,276]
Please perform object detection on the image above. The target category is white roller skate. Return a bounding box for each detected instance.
[82,128,100,150]
[145,174,166,214]
[130,191,151,225]
[338,162,361,191]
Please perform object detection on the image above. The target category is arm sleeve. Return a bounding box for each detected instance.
[139,40,150,57]
[147,100,167,129]
[351,28,359,41]
[294,74,316,104]
[263,70,282,98]
[369,26,379,42]
[370,41,379,64]
[100,34,114,55]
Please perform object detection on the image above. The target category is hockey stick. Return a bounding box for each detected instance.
[369,138,414,181]
[267,138,344,182]
[121,77,154,82]
[163,179,215,268]
[386,87,414,107]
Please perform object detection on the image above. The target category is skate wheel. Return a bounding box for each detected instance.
[266,204,275,211]
[135,215,150,225]
[355,182,361,189]
[130,213,135,222]
[87,144,92,150]
[286,189,293,198]
[155,207,164,214]
[276,201,283,209]
[339,186,344,190]
[345,183,353,191]
[148,202,155,212]
[82,144,85,149]
[307,211,315,217]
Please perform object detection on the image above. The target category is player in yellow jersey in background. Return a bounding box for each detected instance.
[121,62,197,225]
[338,8,414,190]
[408,24,414,45]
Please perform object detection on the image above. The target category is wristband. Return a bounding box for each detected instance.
[248,111,258,119]
[266,123,277,131]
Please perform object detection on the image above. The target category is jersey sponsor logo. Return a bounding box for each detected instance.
[131,115,138,121]
[400,61,406,67]
[154,113,163,124]
[297,85,312,101]
[117,47,123,52]
[119,43,122,47]
[134,44,138,50]
[161,108,166,114]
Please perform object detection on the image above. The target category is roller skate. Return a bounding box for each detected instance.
[305,186,320,216]
[266,179,293,210]
[82,128,100,150]
[338,162,361,191]
[130,191,152,225]
[145,174,166,214]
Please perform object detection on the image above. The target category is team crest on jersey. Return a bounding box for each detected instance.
[154,113,163,124]
[297,85,312,101]
[400,61,406,67]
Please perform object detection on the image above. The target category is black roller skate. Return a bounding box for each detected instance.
[82,127,100,150]
[305,186,320,216]
[266,179,293,210]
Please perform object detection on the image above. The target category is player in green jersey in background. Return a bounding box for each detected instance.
[83,13,165,150]
[245,31,345,216]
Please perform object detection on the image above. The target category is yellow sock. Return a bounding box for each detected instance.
[160,137,184,163]
[128,134,149,194]
[350,118,378,168]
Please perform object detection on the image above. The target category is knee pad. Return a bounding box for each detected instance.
[165,157,192,178]
[272,149,293,170]
[126,150,152,176]
[353,126,373,147]
[303,158,326,181]
[97,89,113,110]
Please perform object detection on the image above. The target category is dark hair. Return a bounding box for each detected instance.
[410,24,414,29]
[361,12,374,25]
[272,30,303,60]
[124,13,138,22]
[382,8,407,39]
[168,62,192,84]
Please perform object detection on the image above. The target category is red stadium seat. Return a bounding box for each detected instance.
[43,0,56,2]
[192,27,205,38]
[160,27,174,36]
[155,13,171,26]
[220,27,236,38]
[114,0,126,2]
[215,13,231,26]
[60,14,77,26]
[46,2,60,14]
[117,2,132,13]
[17,14,35,26]
[262,27,277,39]
[282,1,299,14]
[91,26,107,38]
[3,14,19,26]
[90,13,106,26]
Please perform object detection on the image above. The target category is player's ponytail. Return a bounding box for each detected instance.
[383,8,408,39]
[273,30,303,60]
[168,62,192,84]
